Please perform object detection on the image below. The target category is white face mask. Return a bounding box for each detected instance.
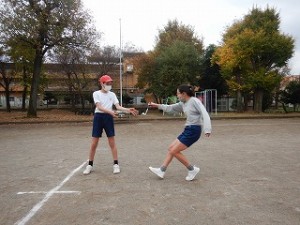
[178,96,186,102]
[177,93,186,102]
[103,84,112,92]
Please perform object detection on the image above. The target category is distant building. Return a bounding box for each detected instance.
[0,52,146,109]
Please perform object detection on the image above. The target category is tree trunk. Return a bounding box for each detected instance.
[67,73,76,111]
[22,66,28,111]
[281,102,288,113]
[22,86,28,111]
[5,86,11,112]
[79,90,85,110]
[27,49,43,117]
[0,62,12,112]
[153,94,159,104]
[243,93,249,112]
[236,90,243,112]
[274,89,279,110]
[254,89,263,113]
[71,92,76,111]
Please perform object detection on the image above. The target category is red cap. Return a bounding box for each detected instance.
[99,75,113,83]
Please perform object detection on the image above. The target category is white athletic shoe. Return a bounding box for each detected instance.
[83,165,93,175]
[113,164,120,174]
[149,167,165,179]
[185,166,200,181]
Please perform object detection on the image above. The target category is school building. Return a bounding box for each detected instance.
[0,53,145,110]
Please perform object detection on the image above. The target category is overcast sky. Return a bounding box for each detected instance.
[82,0,300,75]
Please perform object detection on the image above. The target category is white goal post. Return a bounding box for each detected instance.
[195,89,217,115]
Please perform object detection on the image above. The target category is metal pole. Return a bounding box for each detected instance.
[119,18,123,106]
[215,89,218,115]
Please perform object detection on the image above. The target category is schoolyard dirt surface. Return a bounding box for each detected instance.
[0,114,300,224]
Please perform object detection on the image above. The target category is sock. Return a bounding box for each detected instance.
[88,160,93,166]
[114,160,118,165]
[160,166,167,172]
[187,165,194,171]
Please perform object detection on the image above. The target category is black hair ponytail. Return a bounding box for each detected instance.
[178,84,194,97]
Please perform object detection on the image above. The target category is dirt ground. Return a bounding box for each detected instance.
[0,109,95,124]
[1,109,299,125]
[0,118,300,225]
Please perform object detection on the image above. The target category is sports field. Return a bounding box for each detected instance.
[1,118,299,225]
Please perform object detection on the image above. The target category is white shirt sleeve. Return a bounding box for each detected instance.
[158,102,183,113]
[93,91,100,104]
[112,92,119,105]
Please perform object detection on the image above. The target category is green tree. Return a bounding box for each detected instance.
[137,20,203,102]
[7,38,35,111]
[199,44,228,96]
[213,7,295,112]
[280,80,300,112]
[0,0,97,117]
[156,19,203,53]
[135,52,159,100]
[154,40,201,99]
[212,36,251,112]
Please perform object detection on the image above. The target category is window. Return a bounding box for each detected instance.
[126,64,133,72]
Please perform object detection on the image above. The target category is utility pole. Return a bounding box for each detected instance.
[119,18,123,106]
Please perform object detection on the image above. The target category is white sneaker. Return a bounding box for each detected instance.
[83,165,93,175]
[185,166,200,181]
[149,167,165,179]
[113,164,120,174]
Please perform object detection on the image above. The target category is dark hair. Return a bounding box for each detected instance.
[178,85,195,97]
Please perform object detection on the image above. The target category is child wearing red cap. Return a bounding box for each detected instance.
[83,75,138,175]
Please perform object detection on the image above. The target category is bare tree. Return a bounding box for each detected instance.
[0,61,14,112]
[0,46,15,112]
[0,0,97,117]
[53,46,92,111]
[89,45,119,75]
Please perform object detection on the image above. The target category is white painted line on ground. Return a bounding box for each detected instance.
[17,191,81,195]
[15,161,86,225]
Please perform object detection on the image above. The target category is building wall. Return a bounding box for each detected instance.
[0,58,146,109]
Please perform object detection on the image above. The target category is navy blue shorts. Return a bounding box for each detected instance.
[92,113,115,138]
[177,125,201,147]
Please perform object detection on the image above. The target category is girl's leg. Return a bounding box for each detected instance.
[161,139,200,181]
[149,139,191,179]
[162,139,190,168]
[165,139,200,181]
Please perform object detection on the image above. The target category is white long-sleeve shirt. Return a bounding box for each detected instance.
[158,97,212,134]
